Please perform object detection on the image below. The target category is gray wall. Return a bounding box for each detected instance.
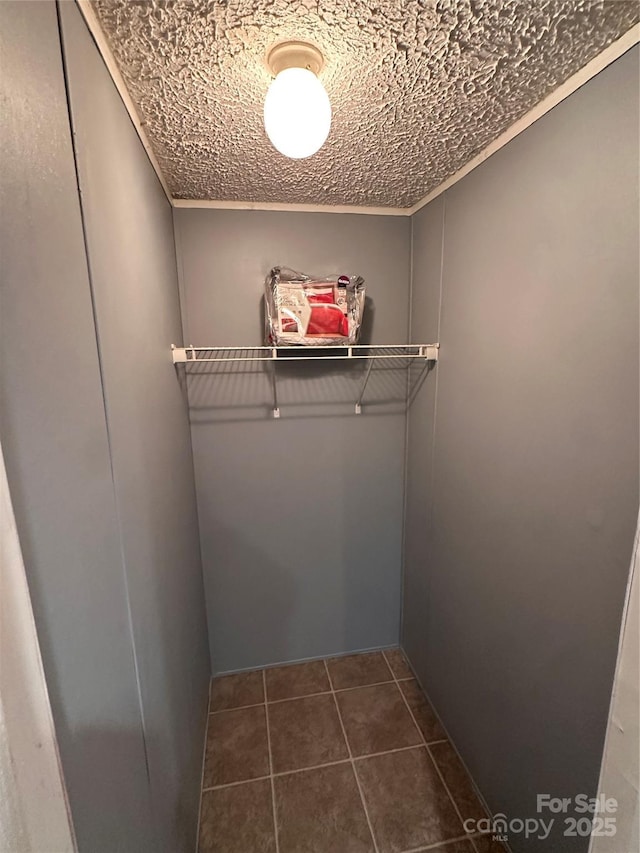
[1,2,210,850]
[403,194,444,684]
[0,1,152,849]
[175,209,410,673]
[403,47,640,853]
[58,5,211,850]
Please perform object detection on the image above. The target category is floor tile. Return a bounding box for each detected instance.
[203,706,269,787]
[356,747,464,852]
[199,654,495,853]
[383,648,413,679]
[275,763,375,853]
[268,693,348,773]
[400,679,447,742]
[327,652,393,690]
[210,670,264,711]
[265,659,330,701]
[431,840,476,852]
[336,682,421,756]
[429,838,476,853]
[199,779,276,853]
[473,834,509,852]
[430,741,488,823]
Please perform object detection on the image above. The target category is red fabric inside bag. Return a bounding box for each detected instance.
[307,305,349,337]
[307,292,335,305]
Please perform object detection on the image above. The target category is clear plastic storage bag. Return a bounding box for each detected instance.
[265,266,365,346]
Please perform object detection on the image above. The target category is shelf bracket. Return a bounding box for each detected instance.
[425,344,439,361]
[270,359,280,418]
[171,344,187,364]
[355,359,375,415]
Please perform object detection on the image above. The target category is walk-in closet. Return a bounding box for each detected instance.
[1,2,638,852]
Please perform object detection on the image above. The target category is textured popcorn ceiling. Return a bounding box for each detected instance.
[92,0,639,208]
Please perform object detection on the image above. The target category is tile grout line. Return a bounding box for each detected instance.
[383,654,500,853]
[202,773,273,792]
[262,670,281,853]
[383,651,472,847]
[336,676,414,691]
[195,680,213,852]
[424,741,482,853]
[466,825,486,850]
[202,741,456,792]
[209,700,265,714]
[353,743,440,760]
[208,677,414,715]
[400,831,488,853]
[324,659,381,853]
[203,739,456,792]
[382,650,425,745]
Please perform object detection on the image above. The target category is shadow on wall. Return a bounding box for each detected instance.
[184,363,413,422]
[181,295,434,422]
[64,716,207,851]
[66,728,154,852]
[204,520,296,675]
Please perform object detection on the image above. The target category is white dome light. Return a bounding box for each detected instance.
[264,43,331,159]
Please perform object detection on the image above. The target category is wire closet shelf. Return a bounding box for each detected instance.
[171,343,439,418]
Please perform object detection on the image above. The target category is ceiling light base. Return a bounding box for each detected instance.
[267,41,324,77]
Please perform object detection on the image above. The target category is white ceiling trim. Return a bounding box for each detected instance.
[407,22,640,216]
[172,199,410,216]
[74,2,638,218]
[75,0,173,204]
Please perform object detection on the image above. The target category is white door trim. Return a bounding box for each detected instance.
[0,443,76,852]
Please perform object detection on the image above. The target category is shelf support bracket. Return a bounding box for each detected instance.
[355,358,375,415]
[270,359,280,418]
[171,344,187,364]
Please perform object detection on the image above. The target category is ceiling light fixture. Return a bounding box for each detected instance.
[264,41,331,160]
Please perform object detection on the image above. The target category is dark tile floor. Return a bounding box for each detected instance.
[199,649,507,853]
